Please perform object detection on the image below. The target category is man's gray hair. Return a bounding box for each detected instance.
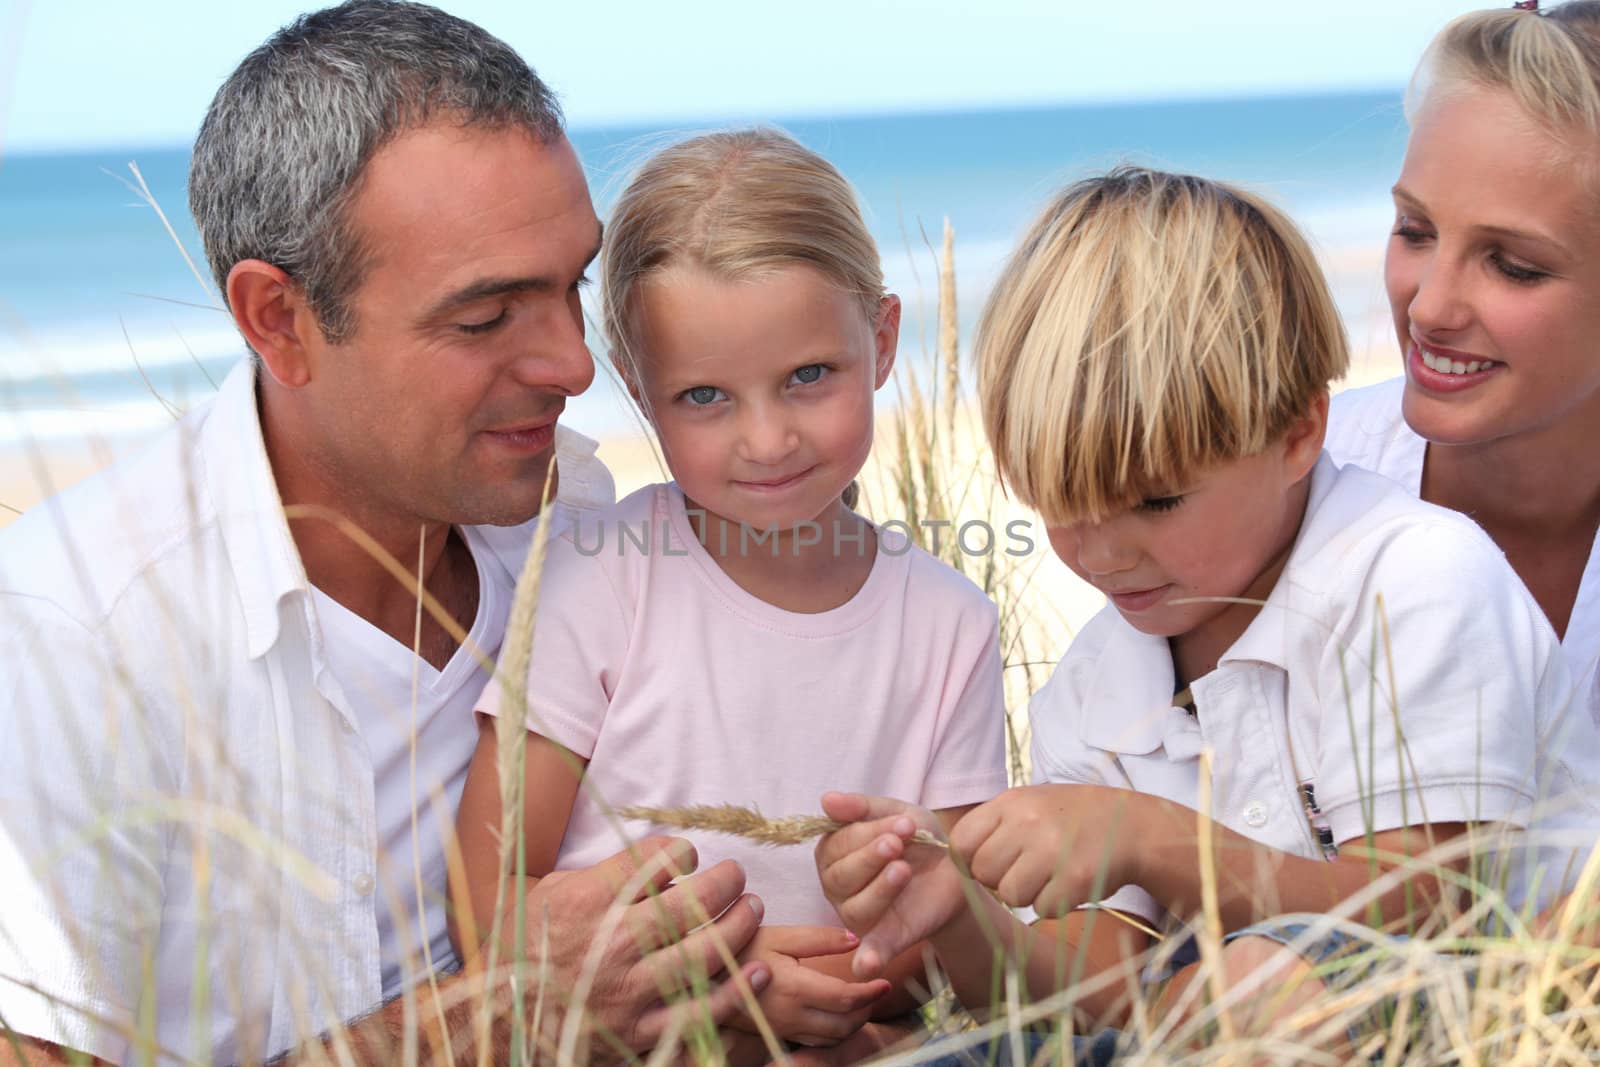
[189,0,565,342]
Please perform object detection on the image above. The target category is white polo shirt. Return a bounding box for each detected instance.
[1030,455,1600,927]
[1326,375,1600,726]
[0,360,614,1065]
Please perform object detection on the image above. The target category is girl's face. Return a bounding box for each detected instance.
[628,262,898,532]
[1386,86,1600,449]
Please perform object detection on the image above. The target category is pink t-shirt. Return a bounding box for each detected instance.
[479,483,1009,926]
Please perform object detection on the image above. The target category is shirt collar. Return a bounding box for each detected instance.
[202,359,310,661]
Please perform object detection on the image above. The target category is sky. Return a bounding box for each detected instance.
[3,0,1485,154]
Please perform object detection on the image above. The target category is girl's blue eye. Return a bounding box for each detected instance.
[1136,495,1184,514]
[791,364,827,385]
[684,385,723,406]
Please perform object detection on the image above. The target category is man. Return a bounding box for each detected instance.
[0,3,767,1063]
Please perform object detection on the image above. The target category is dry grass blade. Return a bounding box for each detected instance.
[617,803,949,849]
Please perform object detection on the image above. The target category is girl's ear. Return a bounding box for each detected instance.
[872,294,902,389]
[1282,389,1330,481]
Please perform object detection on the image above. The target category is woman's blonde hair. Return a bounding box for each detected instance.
[976,167,1348,526]
[600,128,885,382]
[1409,3,1600,139]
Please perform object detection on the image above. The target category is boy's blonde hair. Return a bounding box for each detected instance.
[977,167,1348,526]
[600,128,885,380]
[1410,3,1600,142]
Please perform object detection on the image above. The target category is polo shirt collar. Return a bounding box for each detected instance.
[202,359,309,660]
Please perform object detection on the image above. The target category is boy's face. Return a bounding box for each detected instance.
[1045,399,1326,667]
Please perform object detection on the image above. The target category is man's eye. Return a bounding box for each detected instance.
[683,385,724,406]
[1136,495,1184,514]
[457,311,506,335]
[791,364,827,385]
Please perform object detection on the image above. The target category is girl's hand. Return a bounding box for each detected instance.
[814,792,966,978]
[950,784,1144,916]
[729,925,891,1047]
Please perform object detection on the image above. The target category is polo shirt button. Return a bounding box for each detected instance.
[340,717,356,734]
[352,873,375,896]
[1243,802,1268,828]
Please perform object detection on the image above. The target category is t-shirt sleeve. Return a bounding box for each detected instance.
[1313,519,1561,846]
[920,602,1009,810]
[0,598,170,1063]
[477,531,632,759]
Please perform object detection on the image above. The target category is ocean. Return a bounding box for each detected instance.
[0,90,1411,450]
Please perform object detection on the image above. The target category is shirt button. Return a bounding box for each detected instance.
[352,873,375,896]
[340,717,356,734]
[1243,802,1268,828]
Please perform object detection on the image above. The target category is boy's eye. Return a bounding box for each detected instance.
[791,364,828,385]
[1136,495,1184,514]
[682,385,725,406]
[457,310,506,335]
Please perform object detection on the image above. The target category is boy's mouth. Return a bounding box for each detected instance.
[1106,584,1171,612]
[733,466,817,493]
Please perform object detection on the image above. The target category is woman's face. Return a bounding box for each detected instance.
[1385,85,1600,450]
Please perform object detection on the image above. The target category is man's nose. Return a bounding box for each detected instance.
[511,300,597,397]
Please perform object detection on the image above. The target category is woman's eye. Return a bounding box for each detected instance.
[457,311,506,335]
[1391,215,1431,244]
[1136,495,1184,514]
[791,364,828,385]
[683,385,724,406]
[1491,253,1548,284]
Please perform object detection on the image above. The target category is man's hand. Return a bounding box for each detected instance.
[517,836,771,1053]
[814,793,966,979]
[951,784,1143,917]
[727,926,891,1047]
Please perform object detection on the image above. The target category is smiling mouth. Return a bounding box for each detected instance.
[733,467,816,492]
[1413,341,1503,378]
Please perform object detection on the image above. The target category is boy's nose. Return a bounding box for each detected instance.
[1074,521,1139,577]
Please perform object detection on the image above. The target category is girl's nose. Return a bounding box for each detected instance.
[738,409,800,465]
[1406,252,1473,339]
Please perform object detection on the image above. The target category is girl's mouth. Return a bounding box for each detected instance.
[1408,342,1503,392]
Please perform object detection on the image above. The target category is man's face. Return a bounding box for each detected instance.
[294,122,601,529]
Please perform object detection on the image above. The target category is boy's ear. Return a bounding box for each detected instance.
[227,259,320,389]
[1283,390,1330,480]
[872,295,902,389]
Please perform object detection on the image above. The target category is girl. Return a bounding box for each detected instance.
[811,167,1600,1053]
[452,129,1008,1052]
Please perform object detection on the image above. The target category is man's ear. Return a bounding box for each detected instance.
[1282,389,1330,481]
[872,294,901,389]
[226,260,319,388]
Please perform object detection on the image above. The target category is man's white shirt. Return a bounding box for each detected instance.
[0,359,614,1064]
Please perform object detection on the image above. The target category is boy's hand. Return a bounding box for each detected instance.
[814,792,966,978]
[728,925,891,1047]
[950,784,1143,916]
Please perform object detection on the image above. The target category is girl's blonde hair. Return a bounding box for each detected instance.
[976,167,1348,526]
[1409,3,1600,140]
[600,128,885,381]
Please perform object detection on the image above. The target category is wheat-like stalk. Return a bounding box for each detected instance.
[617,803,949,849]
